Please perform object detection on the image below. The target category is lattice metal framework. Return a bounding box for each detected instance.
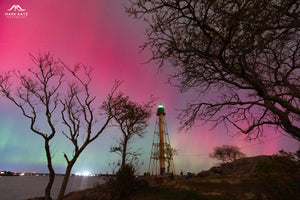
[148,104,175,175]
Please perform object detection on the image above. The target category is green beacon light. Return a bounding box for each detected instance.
[158,104,164,109]
[157,104,165,116]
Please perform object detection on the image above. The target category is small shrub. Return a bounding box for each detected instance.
[254,150,300,200]
[109,164,137,199]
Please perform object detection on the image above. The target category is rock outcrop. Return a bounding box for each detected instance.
[198,155,272,177]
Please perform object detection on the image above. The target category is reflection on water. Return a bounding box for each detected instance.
[0,176,106,200]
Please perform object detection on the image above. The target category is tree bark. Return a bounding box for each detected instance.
[57,160,75,200]
[121,138,128,169]
[44,139,55,200]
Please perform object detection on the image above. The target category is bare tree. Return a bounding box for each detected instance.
[0,53,122,199]
[165,145,177,173]
[57,66,120,200]
[210,145,246,163]
[103,92,154,169]
[127,0,300,140]
[0,53,64,200]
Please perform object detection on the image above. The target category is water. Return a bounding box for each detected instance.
[0,176,106,200]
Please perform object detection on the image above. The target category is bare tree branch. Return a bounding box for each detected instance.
[127,0,300,140]
[57,71,120,199]
[0,52,64,200]
[103,91,155,168]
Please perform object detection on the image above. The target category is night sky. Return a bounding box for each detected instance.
[0,0,299,175]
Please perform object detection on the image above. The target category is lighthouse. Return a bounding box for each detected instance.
[149,104,175,175]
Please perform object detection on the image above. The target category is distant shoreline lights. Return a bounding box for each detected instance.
[75,171,95,176]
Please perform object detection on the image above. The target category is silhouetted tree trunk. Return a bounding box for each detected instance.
[45,139,55,200]
[121,136,128,168]
[57,153,79,199]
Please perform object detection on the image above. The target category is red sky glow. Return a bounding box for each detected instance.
[0,0,299,175]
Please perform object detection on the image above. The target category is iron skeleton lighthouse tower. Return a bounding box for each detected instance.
[149,104,175,175]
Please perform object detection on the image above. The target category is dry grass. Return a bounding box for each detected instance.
[62,176,265,200]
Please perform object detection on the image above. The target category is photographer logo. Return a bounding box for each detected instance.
[5,5,28,18]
